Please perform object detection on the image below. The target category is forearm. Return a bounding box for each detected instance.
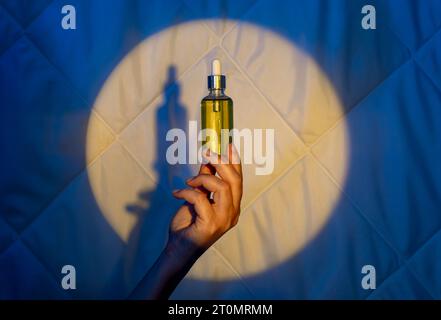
[129,238,205,300]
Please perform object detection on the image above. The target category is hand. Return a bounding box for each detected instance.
[130,145,242,300]
[170,144,243,251]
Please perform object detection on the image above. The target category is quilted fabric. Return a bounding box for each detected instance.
[1,0,441,299]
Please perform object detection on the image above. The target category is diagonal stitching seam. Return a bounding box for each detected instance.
[198,14,308,149]
[196,0,262,42]
[310,152,404,260]
[5,33,93,235]
[0,5,24,59]
[414,55,441,95]
[213,16,413,297]
[220,42,307,148]
[3,0,441,299]
[365,261,435,300]
[1,17,220,296]
[117,140,167,195]
[0,34,414,301]
[310,153,439,300]
[6,20,223,296]
[0,0,56,29]
[186,7,424,298]
[114,40,219,137]
[306,24,441,299]
[0,2,108,290]
[209,246,257,298]
[217,19,413,149]
[16,238,73,299]
[0,0,57,58]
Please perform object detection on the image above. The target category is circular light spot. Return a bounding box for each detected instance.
[86,20,349,280]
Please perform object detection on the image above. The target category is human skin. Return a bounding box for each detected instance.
[130,145,243,299]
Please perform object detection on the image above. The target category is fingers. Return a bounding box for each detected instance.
[186,174,238,229]
[186,174,233,210]
[202,148,240,182]
[200,144,241,176]
[228,144,242,176]
[172,189,213,221]
[198,164,216,195]
[199,163,216,176]
[202,147,242,212]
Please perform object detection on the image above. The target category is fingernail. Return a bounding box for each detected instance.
[172,189,180,194]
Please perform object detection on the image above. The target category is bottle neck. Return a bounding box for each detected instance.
[209,88,225,96]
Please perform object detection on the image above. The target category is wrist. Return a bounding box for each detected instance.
[164,235,206,265]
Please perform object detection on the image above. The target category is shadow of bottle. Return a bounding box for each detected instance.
[122,65,193,294]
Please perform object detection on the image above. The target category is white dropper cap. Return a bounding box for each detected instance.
[208,58,225,89]
[211,59,221,75]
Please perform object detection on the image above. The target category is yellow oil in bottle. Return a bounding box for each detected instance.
[201,96,233,155]
[201,59,233,155]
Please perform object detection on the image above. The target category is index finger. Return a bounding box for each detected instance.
[203,148,242,212]
[228,143,242,177]
[197,163,216,196]
[199,163,216,175]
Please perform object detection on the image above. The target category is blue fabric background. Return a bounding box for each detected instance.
[1,0,441,299]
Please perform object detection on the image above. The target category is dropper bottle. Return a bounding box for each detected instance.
[201,59,234,155]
